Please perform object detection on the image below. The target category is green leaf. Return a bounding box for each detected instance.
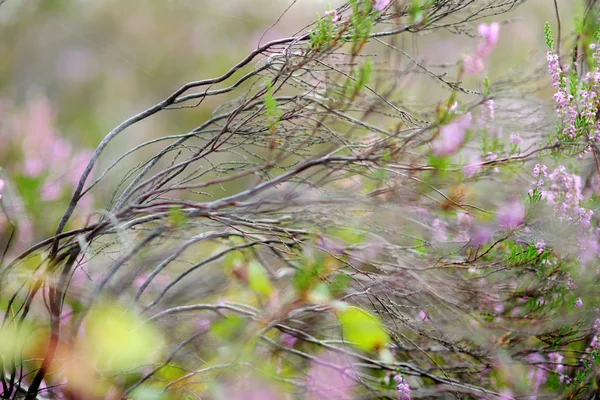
[210,315,245,341]
[168,206,187,228]
[338,306,389,351]
[85,303,164,372]
[544,22,554,49]
[248,261,272,299]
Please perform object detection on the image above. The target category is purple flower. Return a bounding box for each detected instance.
[463,156,482,177]
[534,240,545,254]
[463,22,500,75]
[393,374,411,400]
[280,333,297,348]
[463,54,484,74]
[496,198,525,230]
[575,297,583,308]
[431,114,472,156]
[510,133,523,144]
[373,0,391,11]
[432,218,448,242]
[477,22,500,53]
[472,225,493,246]
[306,352,356,399]
[324,9,341,23]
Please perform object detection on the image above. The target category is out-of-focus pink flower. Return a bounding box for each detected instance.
[0,179,4,199]
[510,133,523,145]
[432,218,448,242]
[325,9,341,23]
[472,225,493,246]
[373,0,391,11]
[463,54,484,74]
[477,22,500,55]
[496,198,525,230]
[534,239,545,254]
[196,319,211,332]
[463,22,500,75]
[306,352,356,399]
[41,179,62,201]
[431,114,472,156]
[280,332,297,348]
[575,297,583,308]
[463,155,482,177]
[68,150,93,188]
[222,381,283,400]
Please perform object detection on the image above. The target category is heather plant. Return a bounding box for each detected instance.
[1,1,600,400]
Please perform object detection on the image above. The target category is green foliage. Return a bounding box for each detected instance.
[247,260,273,299]
[84,303,164,372]
[504,242,540,268]
[309,11,338,50]
[338,306,389,351]
[294,255,324,293]
[410,0,425,24]
[210,315,245,342]
[264,79,281,130]
[167,206,187,228]
[544,22,554,49]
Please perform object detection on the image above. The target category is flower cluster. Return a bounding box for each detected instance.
[0,94,94,251]
[533,164,593,228]
[547,45,600,146]
[393,374,411,400]
[548,352,567,383]
[463,22,500,74]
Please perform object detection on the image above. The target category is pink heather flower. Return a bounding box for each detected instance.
[575,297,583,308]
[432,218,448,242]
[482,99,495,126]
[496,198,525,230]
[195,319,211,332]
[509,132,523,145]
[463,22,500,75]
[373,0,391,11]
[41,179,62,201]
[463,54,484,75]
[456,211,472,229]
[393,374,411,400]
[455,211,472,242]
[485,152,498,161]
[306,352,356,399]
[68,150,93,188]
[548,352,566,383]
[418,310,428,321]
[534,239,545,254]
[431,114,472,156]
[477,22,500,55]
[463,155,482,177]
[280,333,297,348]
[325,9,341,23]
[472,225,493,246]
[527,353,547,398]
[591,335,599,350]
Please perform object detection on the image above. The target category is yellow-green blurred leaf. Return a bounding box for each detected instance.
[248,261,272,299]
[0,322,38,361]
[338,306,389,352]
[210,315,245,341]
[84,303,164,372]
